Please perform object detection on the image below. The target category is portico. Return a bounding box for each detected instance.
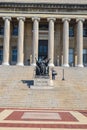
[0,2,87,67]
[0,17,86,67]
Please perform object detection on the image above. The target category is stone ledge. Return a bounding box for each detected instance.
[30,85,53,89]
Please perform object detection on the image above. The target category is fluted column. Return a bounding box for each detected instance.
[62,18,70,67]
[48,18,56,66]
[2,17,11,65]
[76,18,85,67]
[32,17,40,66]
[17,17,25,66]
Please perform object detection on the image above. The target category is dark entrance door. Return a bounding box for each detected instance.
[83,49,87,66]
[38,40,48,61]
[83,54,87,66]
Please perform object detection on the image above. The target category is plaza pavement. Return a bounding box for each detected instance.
[0,108,87,130]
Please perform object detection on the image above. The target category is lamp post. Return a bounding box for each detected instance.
[62,69,65,80]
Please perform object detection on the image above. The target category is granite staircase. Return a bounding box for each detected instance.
[0,66,87,110]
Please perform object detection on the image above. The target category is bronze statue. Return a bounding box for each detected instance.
[35,57,50,76]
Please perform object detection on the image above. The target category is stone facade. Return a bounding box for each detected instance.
[0,1,87,66]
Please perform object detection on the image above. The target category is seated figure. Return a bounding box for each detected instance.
[35,57,50,76]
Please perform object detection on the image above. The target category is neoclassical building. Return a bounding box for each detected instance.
[0,0,87,67]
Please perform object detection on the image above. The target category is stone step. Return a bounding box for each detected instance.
[30,85,53,89]
[0,66,87,109]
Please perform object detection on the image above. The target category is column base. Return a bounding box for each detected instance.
[77,64,84,67]
[16,63,24,66]
[31,63,36,66]
[2,62,9,65]
[48,63,54,67]
[63,64,69,67]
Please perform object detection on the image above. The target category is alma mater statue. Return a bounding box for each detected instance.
[35,57,50,76]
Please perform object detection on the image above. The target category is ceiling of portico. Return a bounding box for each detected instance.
[0,0,87,4]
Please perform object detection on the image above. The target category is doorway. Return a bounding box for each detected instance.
[38,40,48,61]
[83,49,87,66]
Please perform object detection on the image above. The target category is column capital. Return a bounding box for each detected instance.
[62,18,71,22]
[3,17,11,21]
[17,17,25,21]
[47,17,56,22]
[32,17,40,22]
[76,18,85,23]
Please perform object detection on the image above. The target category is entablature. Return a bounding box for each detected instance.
[0,2,87,13]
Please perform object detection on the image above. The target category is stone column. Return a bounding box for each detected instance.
[32,17,40,66]
[2,17,11,65]
[62,18,70,67]
[48,18,56,66]
[76,18,84,67]
[17,17,25,66]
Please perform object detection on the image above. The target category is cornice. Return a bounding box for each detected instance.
[0,2,87,10]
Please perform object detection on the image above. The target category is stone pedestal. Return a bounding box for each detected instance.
[31,76,53,89]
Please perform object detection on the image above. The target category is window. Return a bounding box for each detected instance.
[0,46,3,61]
[83,25,87,37]
[12,47,17,62]
[69,48,74,66]
[83,49,87,66]
[39,24,48,30]
[0,25,4,35]
[69,26,74,37]
[12,23,18,36]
